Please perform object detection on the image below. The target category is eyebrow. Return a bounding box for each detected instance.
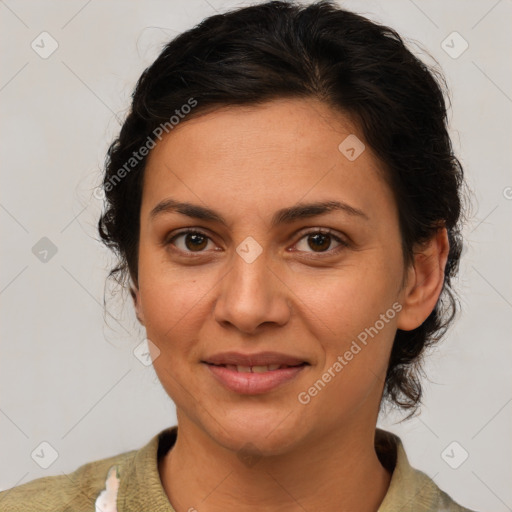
[149,198,369,227]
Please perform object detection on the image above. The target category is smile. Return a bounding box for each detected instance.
[203,362,308,394]
[208,363,304,372]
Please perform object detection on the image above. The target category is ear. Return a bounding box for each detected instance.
[396,227,450,331]
[130,282,145,326]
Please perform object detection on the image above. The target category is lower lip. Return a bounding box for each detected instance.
[204,363,307,394]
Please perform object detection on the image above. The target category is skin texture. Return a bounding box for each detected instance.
[132,98,449,512]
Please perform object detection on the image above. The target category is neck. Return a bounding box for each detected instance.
[158,415,392,512]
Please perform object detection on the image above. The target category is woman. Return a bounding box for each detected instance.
[0,1,477,511]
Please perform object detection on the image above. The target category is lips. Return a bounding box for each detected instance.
[202,351,308,368]
[214,363,302,373]
[201,351,309,394]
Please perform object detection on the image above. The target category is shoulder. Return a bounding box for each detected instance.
[0,448,136,512]
[399,465,479,512]
[375,428,479,512]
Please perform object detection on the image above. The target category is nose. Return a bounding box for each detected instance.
[213,247,292,335]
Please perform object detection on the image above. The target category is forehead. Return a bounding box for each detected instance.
[141,98,395,225]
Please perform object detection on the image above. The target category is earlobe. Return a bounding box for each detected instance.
[396,228,449,331]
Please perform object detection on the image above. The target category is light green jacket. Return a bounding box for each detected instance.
[0,427,478,511]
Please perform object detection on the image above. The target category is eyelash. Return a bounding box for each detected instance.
[164,228,349,258]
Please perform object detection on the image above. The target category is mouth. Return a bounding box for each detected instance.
[204,362,307,373]
[202,360,309,394]
[202,350,309,368]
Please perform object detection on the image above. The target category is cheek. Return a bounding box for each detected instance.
[138,238,205,313]
[292,258,400,337]
[298,275,398,419]
[136,247,209,351]
[138,266,211,399]
[292,260,399,397]
[140,277,208,349]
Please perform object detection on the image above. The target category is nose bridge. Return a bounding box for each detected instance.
[214,238,290,332]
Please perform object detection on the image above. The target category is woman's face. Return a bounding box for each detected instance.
[135,98,409,454]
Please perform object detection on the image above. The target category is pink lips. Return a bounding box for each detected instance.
[202,351,309,394]
[204,363,307,394]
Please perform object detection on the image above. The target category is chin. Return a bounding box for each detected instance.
[203,406,308,456]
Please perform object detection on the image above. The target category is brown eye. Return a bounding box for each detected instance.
[184,233,208,251]
[168,230,213,253]
[294,229,348,255]
[306,232,331,252]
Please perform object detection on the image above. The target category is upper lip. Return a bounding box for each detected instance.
[202,351,308,367]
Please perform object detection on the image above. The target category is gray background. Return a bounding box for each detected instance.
[1,1,510,511]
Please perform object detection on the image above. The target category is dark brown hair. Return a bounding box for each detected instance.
[98,0,465,417]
